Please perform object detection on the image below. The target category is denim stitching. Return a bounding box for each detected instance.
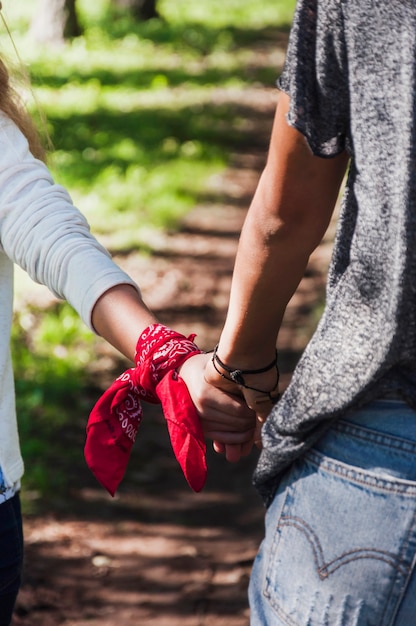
[335,420,416,454]
[381,508,416,626]
[263,480,298,624]
[264,499,415,624]
[278,516,408,579]
[306,449,416,496]
[260,415,416,626]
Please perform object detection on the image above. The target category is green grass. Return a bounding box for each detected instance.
[3,0,294,246]
[12,304,98,503]
[4,0,296,504]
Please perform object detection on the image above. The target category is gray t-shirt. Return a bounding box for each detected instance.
[254,0,416,504]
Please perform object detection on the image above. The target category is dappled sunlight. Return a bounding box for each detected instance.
[5,0,289,251]
[3,2,309,624]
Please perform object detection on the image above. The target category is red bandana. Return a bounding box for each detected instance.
[84,324,207,496]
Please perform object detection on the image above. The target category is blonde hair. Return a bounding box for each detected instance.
[0,58,46,161]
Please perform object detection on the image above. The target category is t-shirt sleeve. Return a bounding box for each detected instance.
[278,0,349,157]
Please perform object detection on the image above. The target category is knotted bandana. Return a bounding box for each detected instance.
[85,324,207,496]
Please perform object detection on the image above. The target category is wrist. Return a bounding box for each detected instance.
[92,284,157,361]
[215,341,277,372]
[211,345,280,402]
[212,345,277,383]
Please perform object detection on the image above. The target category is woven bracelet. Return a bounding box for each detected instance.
[212,345,280,400]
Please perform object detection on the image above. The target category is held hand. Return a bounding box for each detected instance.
[204,349,280,452]
[232,374,281,452]
[178,353,257,462]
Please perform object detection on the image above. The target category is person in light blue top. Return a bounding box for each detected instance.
[0,49,255,626]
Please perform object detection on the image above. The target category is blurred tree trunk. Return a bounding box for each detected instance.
[112,0,160,20]
[30,0,82,45]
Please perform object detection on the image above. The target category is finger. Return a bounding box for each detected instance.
[253,418,263,449]
[203,395,254,419]
[200,414,256,433]
[206,429,255,444]
[240,439,255,457]
[213,442,243,462]
[224,444,243,463]
[213,439,255,459]
[213,441,225,455]
[194,386,256,423]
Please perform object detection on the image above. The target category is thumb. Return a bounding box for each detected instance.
[253,417,263,450]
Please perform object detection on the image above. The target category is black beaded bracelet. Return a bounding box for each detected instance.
[212,345,280,400]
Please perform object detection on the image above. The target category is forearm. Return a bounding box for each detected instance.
[91,284,157,362]
[217,178,315,366]
[216,93,349,368]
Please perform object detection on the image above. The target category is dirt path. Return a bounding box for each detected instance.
[11,88,335,626]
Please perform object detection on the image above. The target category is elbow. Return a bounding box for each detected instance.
[247,207,330,257]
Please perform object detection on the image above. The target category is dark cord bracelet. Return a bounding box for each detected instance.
[212,345,280,401]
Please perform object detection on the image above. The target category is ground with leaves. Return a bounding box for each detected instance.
[11,83,334,626]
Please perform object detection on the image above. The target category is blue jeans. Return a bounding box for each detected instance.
[249,400,416,626]
[0,494,23,626]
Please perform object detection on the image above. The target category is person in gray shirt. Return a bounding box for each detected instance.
[206,0,416,623]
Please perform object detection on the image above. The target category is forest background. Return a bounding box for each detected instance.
[5,0,297,508]
[1,1,342,624]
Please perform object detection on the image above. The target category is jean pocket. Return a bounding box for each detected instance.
[263,450,416,626]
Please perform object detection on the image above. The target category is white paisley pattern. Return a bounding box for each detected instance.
[85,322,204,495]
[115,324,200,444]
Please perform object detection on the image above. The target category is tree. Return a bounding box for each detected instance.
[30,0,82,46]
[112,0,160,20]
